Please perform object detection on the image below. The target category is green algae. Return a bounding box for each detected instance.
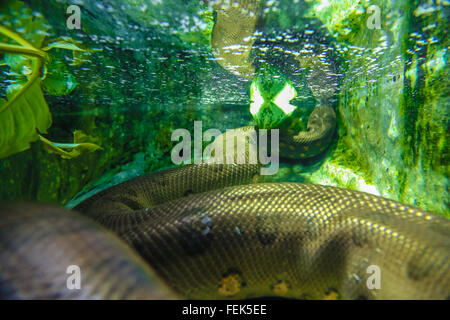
[307,0,449,216]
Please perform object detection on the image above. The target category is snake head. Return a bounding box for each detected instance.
[249,63,297,129]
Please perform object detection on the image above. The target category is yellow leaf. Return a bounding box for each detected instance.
[39,133,102,160]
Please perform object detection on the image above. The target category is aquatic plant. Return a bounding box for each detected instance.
[0,0,100,159]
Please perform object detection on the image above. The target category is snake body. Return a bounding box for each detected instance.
[0,203,176,299]
[72,164,450,300]
[2,163,449,299]
[0,1,449,300]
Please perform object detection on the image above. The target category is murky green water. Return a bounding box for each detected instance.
[0,0,448,216]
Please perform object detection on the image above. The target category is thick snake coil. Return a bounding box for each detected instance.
[2,163,449,299]
[1,1,449,300]
[72,164,450,300]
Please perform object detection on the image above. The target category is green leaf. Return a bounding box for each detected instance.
[0,2,97,159]
[40,131,103,159]
[42,38,99,66]
[0,25,51,159]
[42,40,86,51]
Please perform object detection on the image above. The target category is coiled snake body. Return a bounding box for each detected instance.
[0,0,449,300]
[1,163,449,300]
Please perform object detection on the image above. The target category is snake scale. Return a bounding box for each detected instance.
[1,0,449,300]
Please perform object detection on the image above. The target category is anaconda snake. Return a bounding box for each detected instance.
[0,0,449,300]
